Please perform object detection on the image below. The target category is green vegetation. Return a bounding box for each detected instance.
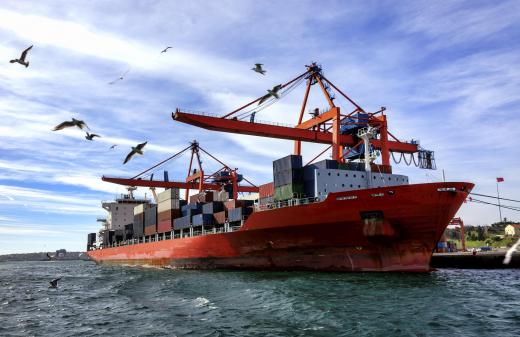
[444,220,519,249]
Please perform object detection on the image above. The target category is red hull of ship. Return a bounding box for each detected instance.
[88,182,472,272]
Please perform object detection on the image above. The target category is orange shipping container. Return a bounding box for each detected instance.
[157,220,173,233]
[144,225,156,236]
[259,182,274,199]
[213,211,226,225]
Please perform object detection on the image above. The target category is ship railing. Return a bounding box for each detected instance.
[177,108,295,128]
[257,196,320,211]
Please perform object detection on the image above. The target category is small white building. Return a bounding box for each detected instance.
[505,224,520,237]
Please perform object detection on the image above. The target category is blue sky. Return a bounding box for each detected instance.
[0,0,519,254]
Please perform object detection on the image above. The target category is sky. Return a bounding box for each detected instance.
[0,0,519,254]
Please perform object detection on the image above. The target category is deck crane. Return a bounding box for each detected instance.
[102,141,258,200]
[173,63,436,171]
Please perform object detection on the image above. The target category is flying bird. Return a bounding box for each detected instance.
[123,141,147,164]
[53,118,89,131]
[161,46,172,53]
[251,63,266,75]
[49,277,61,289]
[46,253,55,260]
[10,45,33,68]
[258,84,282,105]
[109,144,118,150]
[108,69,129,84]
[85,132,100,141]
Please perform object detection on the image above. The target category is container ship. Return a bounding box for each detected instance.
[87,63,473,272]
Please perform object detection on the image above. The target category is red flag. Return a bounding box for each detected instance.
[497,177,504,183]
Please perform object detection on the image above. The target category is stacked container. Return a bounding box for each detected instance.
[157,188,184,233]
[273,155,304,201]
[224,199,254,211]
[259,182,275,205]
[173,215,191,230]
[192,214,214,227]
[202,201,223,214]
[181,203,203,217]
[144,205,157,236]
[190,191,214,203]
[228,207,253,222]
[133,204,146,238]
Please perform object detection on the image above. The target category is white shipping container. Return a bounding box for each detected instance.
[158,188,180,202]
[134,203,145,215]
[158,199,183,213]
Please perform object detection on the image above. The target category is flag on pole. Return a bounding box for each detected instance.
[497,177,504,183]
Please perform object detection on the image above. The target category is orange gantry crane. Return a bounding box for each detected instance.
[449,217,466,252]
[102,141,258,200]
[173,63,435,170]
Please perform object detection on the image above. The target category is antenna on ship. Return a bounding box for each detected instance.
[127,186,136,199]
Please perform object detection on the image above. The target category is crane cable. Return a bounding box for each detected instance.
[469,192,520,204]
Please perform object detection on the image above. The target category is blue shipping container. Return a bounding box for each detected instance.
[173,215,191,230]
[202,201,224,214]
[192,214,214,226]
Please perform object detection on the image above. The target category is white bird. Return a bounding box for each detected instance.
[251,63,266,75]
[123,141,147,164]
[10,45,33,68]
[258,84,282,105]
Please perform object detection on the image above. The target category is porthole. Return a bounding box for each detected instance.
[350,184,353,188]
[337,173,340,176]
[358,185,361,188]
[362,175,364,178]
[328,172,331,176]
[354,174,357,178]
[342,184,345,187]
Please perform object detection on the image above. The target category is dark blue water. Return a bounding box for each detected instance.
[1,261,519,337]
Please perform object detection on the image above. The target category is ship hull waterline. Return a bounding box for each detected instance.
[88,182,473,272]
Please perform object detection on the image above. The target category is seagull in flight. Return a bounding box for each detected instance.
[258,84,282,105]
[251,63,266,75]
[10,45,33,68]
[46,253,55,260]
[53,118,89,131]
[85,132,100,141]
[123,141,147,164]
[109,144,118,150]
[49,277,61,289]
[108,69,129,84]
[161,46,172,53]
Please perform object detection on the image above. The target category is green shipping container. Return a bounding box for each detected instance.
[274,183,305,201]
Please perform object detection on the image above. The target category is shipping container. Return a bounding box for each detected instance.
[157,188,180,202]
[259,196,274,205]
[144,225,156,236]
[134,203,145,215]
[181,203,203,217]
[274,168,303,187]
[228,207,253,222]
[192,214,214,226]
[274,183,305,201]
[259,182,275,199]
[337,162,365,171]
[190,191,214,203]
[202,201,224,214]
[144,205,157,227]
[173,215,191,230]
[157,209,181,222]
[216,190,229,202]
[157,220,172,233]
[273,154,302,172]
[224,199,254,211]
[213,211,226,224]
[158,199,186,213]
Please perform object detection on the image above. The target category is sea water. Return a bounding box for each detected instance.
[1,261,519,336]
